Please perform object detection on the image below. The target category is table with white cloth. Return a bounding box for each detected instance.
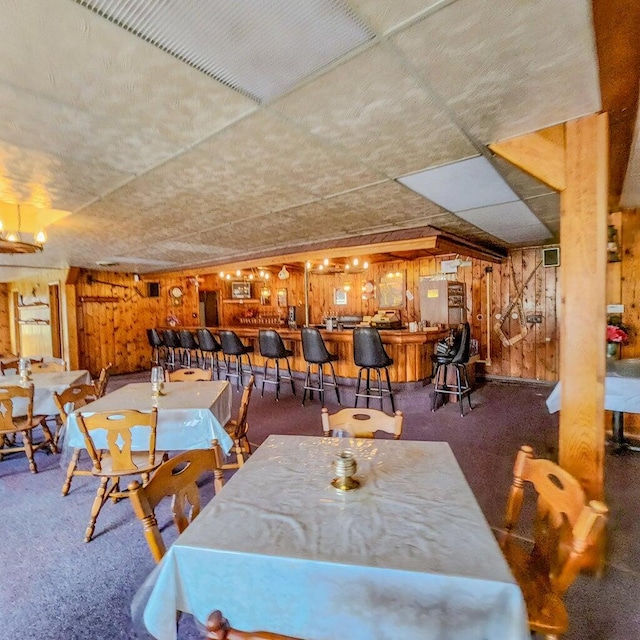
[546,358,640,451]
[134,435,528,640]
[63,381,234,455]
[0,370,91,415]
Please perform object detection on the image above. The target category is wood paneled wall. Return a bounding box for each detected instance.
[0,283,10,354]
[58,247,561,380]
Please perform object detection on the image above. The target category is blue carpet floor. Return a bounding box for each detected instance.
[0,372,639,639]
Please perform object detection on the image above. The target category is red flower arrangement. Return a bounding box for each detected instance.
[607,323,629,344]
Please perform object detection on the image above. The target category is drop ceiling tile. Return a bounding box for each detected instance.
[392,0,600,142]
[398,156,518,211]
[455,201,552,243]
[0,140,131,212]
[426,213,510,251]
[272,44,476,176]
[349,0,448,34]
[0,0,257,175]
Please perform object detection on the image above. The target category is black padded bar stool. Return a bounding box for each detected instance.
[353,327,395,412]
[301,327,340,406]
[219,330,255,390]
[162,329,181,370]
[179,330,200,368]
[197,328,224,379]
[431,322,473,416]
[146,329,164,366]
[258,330,296,401]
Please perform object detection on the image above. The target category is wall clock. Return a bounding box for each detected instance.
[170,286,184,305]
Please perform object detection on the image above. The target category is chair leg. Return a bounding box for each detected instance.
[40,422,57,454]
[262,358,269,397]
[275,359,281,401]
[365,368,371,408]
[85,476,110,542]
[302,363,311,406]
[213,468,225,494]
[455,365,464,416]
[381,367,392,412]
[62,448,81,495]
[329,362,341,404]
[355,369,364,407]
[21,429,37,473]
[318,364,325,405]
[286,358,295,395]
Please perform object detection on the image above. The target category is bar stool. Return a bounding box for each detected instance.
[146,329,164,366]
[162,329,181,370]
[431,322,473,416]
[197,328,224,379]
[219,330,255,390]
[301,327,340,406]
[179,330,200,368]
[353,327,395,412]
[258,330,296,401]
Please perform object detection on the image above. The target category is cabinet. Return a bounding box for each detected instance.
[419,279,466,326]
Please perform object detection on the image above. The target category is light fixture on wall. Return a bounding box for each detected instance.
[0,204,46,254]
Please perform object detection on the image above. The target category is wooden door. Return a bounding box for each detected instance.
[48,284,62,358]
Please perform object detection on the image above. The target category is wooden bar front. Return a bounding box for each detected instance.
[168,326,447,383]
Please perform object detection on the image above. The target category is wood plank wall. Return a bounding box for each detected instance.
[0,283,10,354]
[53,247,560,380]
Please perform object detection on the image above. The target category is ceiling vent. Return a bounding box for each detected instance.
[73,0,375,103]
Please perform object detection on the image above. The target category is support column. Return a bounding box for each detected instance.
[559,113,608,500]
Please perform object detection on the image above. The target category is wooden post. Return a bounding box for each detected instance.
[559,113,608,501]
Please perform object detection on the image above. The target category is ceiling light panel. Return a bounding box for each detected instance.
[397,156,519,212]
[454,201,552,244]
[73,0,375,103]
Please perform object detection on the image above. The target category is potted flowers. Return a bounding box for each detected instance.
[606,321,629,359]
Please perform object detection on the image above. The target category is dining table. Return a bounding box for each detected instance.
[0,369,91,415]
[62,381,234,456]
[133,435,529,640]
[546,358,640,452]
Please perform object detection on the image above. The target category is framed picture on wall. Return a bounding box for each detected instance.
[231,281,251,299]
[378,271,405,309]
[277,288,288,307]
[334,287,348,306]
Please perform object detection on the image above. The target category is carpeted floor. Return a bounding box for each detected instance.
[1,372,639,639]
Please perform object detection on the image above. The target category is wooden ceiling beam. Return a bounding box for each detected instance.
[489,124,566,192]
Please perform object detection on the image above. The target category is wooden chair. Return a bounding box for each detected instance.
[53,383,99,494]
[222,375,254,471]
[321,407,403,439]
[0,359,19,374]
[499,445,609,639]
[206,610,304,640]
[93,363,112,398]
[0,384,56,473]
[31,361,66,373]
[76,408,160,542]
[128,446,225,562]
[168,367,212,382]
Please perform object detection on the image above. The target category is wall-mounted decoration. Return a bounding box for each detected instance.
[277,288,288,307]
[278,265,290,280]
[334,287,348,306]
[607,226,621,263]
[378,271,405,309]
[231,281,251,299]
[260,284,271,305]
[169,285,184,306]
[362,280,375,301]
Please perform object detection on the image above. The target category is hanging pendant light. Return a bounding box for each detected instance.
[0,204,46,254]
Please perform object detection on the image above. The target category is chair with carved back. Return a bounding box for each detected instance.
[206,610,304,640]
[0,357,42,375]
[168,368,212,382]
[128,446,225,562]
[53,383,99,494]
[75,408,160,542]
[31,361,66,373]
[0,384,56,473]
[499,445,609,639]
[321,407,403,439]
[93,363,112,398]
[221,375,254,471]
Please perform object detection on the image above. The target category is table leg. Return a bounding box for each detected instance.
[610,411,640,453]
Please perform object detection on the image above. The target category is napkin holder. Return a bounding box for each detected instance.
[332,450,360,492]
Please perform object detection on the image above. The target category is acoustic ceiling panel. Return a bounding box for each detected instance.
[73,0,375,103]
[397,156,518,211]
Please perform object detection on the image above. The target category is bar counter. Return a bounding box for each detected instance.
[169,326,447,383]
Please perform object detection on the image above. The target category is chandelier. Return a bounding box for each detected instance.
[0,204,46,254]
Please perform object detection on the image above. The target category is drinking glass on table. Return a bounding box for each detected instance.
[150,366,165,397]
[18,357,31,382]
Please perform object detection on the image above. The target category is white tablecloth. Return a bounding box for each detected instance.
[0,370,91,415]
[135,435,528,640]
[63,381,233,454]
[546,358,640,414]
